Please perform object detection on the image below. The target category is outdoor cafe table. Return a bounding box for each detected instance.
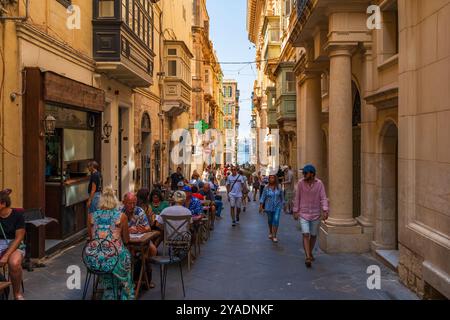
[128,231,160,299]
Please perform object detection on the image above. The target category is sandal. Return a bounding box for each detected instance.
[272,237,278,243]
[268,234,273,239]
[305,257,312,268]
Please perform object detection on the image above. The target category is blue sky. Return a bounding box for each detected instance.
[206,0,256,139]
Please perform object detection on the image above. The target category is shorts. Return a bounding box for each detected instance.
[229,196,242,209]
[300,218,321,236]
[266,207,282,227]
[89,192,101,214]
[0,240,26,258]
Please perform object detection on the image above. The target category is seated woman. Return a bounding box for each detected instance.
[148,190,169,247]
[0,190,26,300]
[87,187,134,300]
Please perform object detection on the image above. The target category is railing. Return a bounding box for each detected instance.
[296,0,314,25]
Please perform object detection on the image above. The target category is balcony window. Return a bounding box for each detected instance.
[285,72,295,93]
[168,60,177,77]
[99,0,115,17]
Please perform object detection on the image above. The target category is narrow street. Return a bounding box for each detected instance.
[21,190,417,300]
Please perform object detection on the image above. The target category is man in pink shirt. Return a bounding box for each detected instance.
[293,164,329,268]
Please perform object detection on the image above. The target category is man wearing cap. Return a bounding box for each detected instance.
[293,164,329,268]
[282,165,295,215]
[182,186,203,216]
[156,191,192,233]
[226,166,245,227]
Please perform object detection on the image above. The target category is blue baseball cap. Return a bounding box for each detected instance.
[183,186,192,192]
[302,164,316,174]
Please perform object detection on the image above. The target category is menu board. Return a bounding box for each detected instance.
[63,129,94,162]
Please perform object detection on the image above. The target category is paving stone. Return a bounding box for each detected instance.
[21,191,418,300]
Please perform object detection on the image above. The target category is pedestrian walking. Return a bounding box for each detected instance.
[282,165,295,215]
[226,166,245,227]
[293,164,329,268]
[252,172,260,201]
[87,161,103,214]
[259,171,284,243]
[239,170,250,212]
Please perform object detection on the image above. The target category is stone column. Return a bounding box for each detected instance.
[327,45,356,227]
[303,72,323,178]
[319,44,368,253]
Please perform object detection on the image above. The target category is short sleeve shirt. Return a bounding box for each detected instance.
[0,209,25,240]
[120,206,149,228]
[88,171,103,194]
[226,174,244,197]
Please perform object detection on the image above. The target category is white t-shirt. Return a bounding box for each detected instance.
[156,205,192,234]
[226,174,244,198]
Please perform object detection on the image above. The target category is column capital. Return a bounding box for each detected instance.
[325,42,358,58]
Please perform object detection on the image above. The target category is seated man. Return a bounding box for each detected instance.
[191,186,205,201]
[182,186,203,216]
[156,191,192,235]
[121,192,157,258]
[200,183,218,229]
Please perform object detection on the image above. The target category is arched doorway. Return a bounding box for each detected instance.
[141,113,152,189]
[375,121,399,250]
[352,81,362,218]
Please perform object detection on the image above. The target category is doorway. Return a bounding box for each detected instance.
[352,82,362,219]
[118,107,130,200]
[377,121,399,249]
[141,113,152,189]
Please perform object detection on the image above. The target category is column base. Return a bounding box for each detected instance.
[319,222,371,253]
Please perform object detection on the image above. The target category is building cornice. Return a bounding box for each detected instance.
[16,22,95,72]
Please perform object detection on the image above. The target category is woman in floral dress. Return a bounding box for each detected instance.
[86,187,134,300]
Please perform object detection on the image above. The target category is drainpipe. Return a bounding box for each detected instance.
[0,0,30,21]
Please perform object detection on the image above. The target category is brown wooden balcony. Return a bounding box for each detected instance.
[93,0,156,88]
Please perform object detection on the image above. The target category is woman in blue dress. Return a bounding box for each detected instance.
[259,172,284,243]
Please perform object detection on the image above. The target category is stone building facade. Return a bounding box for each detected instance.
[248,0,449,298]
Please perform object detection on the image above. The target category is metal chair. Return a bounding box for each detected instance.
[149,214,192,300]
[81,239,119,300]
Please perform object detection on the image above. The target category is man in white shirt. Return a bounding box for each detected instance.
[156,191,192,234]
[226,166,245,227]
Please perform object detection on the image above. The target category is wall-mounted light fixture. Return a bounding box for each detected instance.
[41,115,56,137]
[102,122,112,143]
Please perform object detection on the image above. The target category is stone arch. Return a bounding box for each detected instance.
[374,120,399,250]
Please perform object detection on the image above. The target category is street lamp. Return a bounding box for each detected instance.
[42,115,56,136]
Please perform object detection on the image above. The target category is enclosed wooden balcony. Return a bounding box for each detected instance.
[92,0,156,88]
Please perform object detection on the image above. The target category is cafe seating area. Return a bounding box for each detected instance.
[81,185,221,301]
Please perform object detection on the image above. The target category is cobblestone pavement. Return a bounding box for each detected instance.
[21,190,418,300]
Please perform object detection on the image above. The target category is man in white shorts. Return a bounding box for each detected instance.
[226,166,245,227]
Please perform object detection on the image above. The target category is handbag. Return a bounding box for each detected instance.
[0,221,11,257]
